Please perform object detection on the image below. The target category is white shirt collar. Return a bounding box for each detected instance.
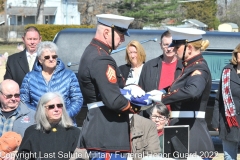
[26,51,37,57]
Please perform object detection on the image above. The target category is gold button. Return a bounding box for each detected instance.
[174,90,177,92]
[196,62,199,64]
[135,108,138,111]
[99,47,102,50]
[131,106,132,109]
[118,114,121,117]
[184,62,188,66]
[168,92,171,94]
[162,94,165,97]
[52,128,57,132]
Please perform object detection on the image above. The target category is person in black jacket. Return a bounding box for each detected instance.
[139,30,182,92]
[148,27,215,159]
[4,26,42,87]
[138,30,183,118]
[77,14,146,160]
[119,40,146,85]
[212,43,240,160]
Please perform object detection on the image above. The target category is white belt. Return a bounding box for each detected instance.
[87,101,104,110]
[170,111,205,118]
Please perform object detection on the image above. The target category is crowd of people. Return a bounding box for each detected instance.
[0,13,239,160]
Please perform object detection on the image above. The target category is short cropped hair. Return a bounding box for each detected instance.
[24,26,41,37]
[150,103,170,118]
[37,41,58,57]
[125,40,146,65]
[160,30,171,41]
[230,43,240,65]
[35,92,73,131]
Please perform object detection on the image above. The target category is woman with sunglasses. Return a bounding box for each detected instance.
[17,92,80,159]
[20,41,83,126]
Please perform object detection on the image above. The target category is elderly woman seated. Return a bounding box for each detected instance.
[20,41,83,125]
[16,92,80,159]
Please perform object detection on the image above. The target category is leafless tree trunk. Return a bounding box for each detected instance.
[225,0,227,9]
[36,0,44,24]
[4,0,7,25]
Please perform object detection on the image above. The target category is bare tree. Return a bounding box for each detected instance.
[36,0,44,24]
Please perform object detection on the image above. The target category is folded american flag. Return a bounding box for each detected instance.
[120,89,152,106]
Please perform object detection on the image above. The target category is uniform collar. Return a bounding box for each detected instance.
[182,53,203,67]
[91,38,112,55]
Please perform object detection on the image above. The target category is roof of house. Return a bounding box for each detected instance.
[7,7,57,16]
[182,19,208,28]
[225,23,238,28]
[176,23,195,28]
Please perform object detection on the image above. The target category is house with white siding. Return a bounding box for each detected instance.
[5,0,80,25]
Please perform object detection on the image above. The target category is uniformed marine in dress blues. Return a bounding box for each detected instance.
[150,27,215,158]
[78,14,144,159]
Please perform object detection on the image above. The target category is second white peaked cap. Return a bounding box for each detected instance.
[96,14,134,36]
[168,26,206,47]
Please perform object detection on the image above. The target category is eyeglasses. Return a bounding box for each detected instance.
[44,55,58,60]
[45,103,63,110]
[151,115,167,121]
[0,91,20,99]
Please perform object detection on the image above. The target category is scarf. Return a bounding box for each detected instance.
[222,68,239,128]
[158,130,164,137]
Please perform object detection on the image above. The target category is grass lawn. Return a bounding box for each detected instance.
[0,44,21,55]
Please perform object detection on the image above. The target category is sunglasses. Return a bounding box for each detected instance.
[0,91,20,99]
[44,55,58,60]
[45,103,63,109]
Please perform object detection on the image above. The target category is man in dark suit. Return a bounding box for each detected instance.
[4,26,42,87]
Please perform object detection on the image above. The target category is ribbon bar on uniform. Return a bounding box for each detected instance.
[87,101,104,110]
[170,111,205,118]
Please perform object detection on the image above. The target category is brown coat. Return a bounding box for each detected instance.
[130,114,160,160]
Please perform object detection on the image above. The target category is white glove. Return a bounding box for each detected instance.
[147,89,165,102]
[124,85,145,98]
[147,89,166,95]
[148,94,163,102]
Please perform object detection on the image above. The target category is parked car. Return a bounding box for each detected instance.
[202,49,233,132]
[53,28,240,130]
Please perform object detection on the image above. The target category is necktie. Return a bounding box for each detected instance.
[128,68,134,78]
[29,55,35,71]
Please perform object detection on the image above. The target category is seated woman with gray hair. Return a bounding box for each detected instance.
[20,41,83,125]
[17,92,80,159]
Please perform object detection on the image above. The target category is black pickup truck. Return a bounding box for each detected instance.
[53,28,240,132]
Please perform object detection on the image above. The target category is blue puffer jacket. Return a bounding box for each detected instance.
[20,58,83,124]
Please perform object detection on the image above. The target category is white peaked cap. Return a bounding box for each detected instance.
[168,26,206,47]
[96,14,134,29]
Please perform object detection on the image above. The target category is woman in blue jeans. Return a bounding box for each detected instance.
[212,43,240,160]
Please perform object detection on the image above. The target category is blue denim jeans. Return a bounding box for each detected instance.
[222,139,239,160]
